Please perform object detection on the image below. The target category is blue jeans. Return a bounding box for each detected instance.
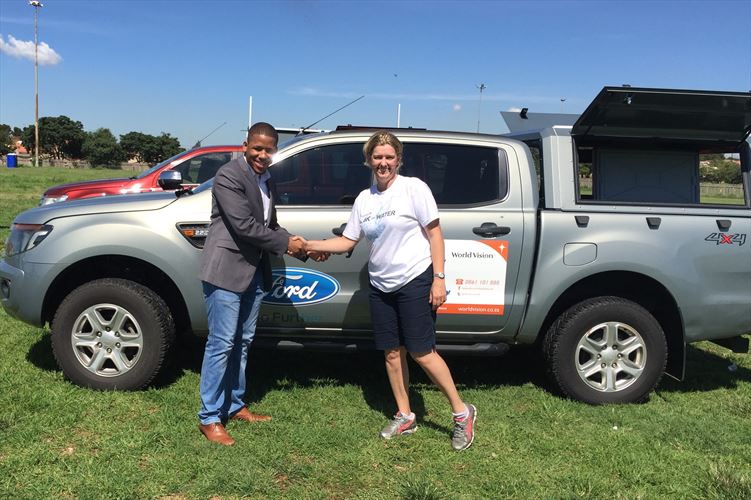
[198,273,265,425]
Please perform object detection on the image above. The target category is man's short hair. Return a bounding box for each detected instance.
[247,122,278,145]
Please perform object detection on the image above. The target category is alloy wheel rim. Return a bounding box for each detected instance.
[70,303,143,377]
[575,321,646,392]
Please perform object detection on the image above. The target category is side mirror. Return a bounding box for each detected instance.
[158,170,183,190]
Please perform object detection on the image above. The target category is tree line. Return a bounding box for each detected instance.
[0,116,184,168]
[699,154,743,184]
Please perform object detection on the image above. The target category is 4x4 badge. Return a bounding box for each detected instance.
[704,232,747,246]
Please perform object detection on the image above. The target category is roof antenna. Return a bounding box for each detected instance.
[193,121,227,149]
[300,95,365,133]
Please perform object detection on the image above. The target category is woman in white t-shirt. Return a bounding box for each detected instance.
[304,131,476,451]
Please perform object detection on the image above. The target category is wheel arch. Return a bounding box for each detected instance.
[536,271,685,380]
[42,255,191,335]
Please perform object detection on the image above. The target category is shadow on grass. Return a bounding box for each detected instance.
[27,330,750,414]
[154,333,750,410]
[26,331,58,371]
[656,343,751,394]
[149,332,552,422]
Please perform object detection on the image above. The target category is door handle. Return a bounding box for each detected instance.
[331,223,353,258]
[646,217,661,230]
[472,222,511,237]
[717,219,732,231]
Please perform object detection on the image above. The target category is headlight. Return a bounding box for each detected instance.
[4,223,53,257]
[39,194,68,206]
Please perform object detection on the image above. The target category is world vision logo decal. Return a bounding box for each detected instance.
[439,240,508,316]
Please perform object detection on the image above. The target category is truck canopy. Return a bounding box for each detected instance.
[572,87,751,146]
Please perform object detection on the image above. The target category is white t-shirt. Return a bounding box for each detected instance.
[343,175,439,292]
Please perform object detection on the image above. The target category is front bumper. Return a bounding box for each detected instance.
[0,258,51,327]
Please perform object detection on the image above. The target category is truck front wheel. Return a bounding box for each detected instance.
[543,296,667,404]
[51,278,175,390]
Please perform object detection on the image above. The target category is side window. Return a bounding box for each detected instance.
[576,144,747,206]
[272,143,371,205]
[173,153,231,185]
[402,143,506,205]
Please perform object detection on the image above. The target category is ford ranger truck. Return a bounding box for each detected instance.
[2,86,749,404]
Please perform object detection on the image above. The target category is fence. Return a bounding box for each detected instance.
[579,178,743,198]
[3,154,149,172]
[699,183,744,197]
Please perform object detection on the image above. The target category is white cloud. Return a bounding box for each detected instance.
[452,104,462,111]
[0,34,62,65]
[507,107,522,112]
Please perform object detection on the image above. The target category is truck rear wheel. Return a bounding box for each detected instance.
[51,278,175,390]
[543,296,667,404]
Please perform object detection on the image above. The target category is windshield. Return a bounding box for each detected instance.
[135,150,191,179]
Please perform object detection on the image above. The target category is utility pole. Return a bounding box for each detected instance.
[476,83,486,133]
[248,95,253,131]
[30,1,43,167]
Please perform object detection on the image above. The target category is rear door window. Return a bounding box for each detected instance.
[402,143,506,205]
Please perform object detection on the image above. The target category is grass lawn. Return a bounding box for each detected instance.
[0,312,749,498]
[0,167,749,498]
[701,195,746,205]
[0,165,129,243]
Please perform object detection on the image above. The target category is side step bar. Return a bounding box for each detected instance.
[254,339,510,356]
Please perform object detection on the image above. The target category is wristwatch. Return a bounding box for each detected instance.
[433,272,445,279]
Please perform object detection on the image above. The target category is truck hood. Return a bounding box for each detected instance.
[42,177,134,195]
[13,191,180,224]
[573,86,751,145]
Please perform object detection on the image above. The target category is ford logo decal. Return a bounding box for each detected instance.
[263,267,340,306]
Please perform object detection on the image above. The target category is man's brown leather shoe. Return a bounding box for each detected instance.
[199,422,235,446]
[231,406,272,422]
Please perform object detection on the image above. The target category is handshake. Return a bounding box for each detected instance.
[287,235,330,262]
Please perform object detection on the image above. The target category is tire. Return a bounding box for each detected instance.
[543,296,667,404]
[51,278,175,390]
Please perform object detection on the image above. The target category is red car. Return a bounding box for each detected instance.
[38,145,245,205]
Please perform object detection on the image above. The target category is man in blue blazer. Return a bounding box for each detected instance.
[197,122,305,445]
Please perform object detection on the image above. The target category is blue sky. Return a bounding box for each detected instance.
[1,0,750,149]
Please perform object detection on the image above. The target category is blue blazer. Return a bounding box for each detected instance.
[198,157,290,292]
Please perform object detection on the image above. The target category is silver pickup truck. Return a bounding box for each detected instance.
[2,87,749,404]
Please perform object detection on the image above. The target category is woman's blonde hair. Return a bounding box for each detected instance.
[363,130,403,167]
